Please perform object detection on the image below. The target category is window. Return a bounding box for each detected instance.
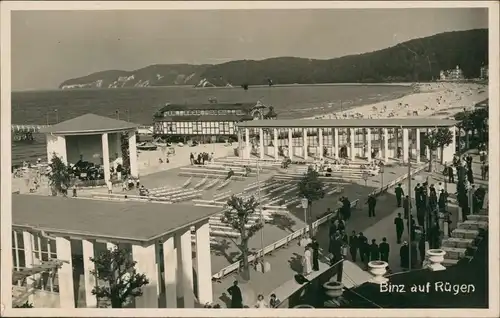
[218,110,227,115]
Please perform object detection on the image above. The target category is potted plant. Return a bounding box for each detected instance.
[293,304,315,308]
[323,280,343,298]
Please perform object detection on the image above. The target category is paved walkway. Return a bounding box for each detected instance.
[211,160,427,307]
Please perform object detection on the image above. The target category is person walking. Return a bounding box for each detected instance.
[367,194,377,217]
[311,237,320,271]
[395,183,404,207]
[349,230,358,262]
[447,165,455,183]
[369,239,380,262]
[400,241,409,269]
[403,195,411,219]
[379,237,390,262]
[302,245,313,276]
[227,281,243,308]
[394,213,404,244]
[358,232,368,263]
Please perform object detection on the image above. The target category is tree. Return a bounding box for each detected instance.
[90,248,149,308]
[298,166,325,234]
[120,133,130,173]
[422,128,453,171]
[454,108,488,149]
[222,195,264,281]
[47,153,70,196]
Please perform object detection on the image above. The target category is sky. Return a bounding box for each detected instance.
[11,8,488,91]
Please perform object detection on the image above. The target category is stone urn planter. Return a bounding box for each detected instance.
[426,249,446,271]
[323,281,343,298]
[293,304,315,309]
[368,260,389,284]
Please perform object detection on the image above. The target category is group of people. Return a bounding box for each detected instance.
[226,280,281,308]
[190,152,214,165]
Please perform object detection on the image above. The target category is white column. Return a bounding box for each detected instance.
[195,222,213,305]
[58,136,68,164]
[288,128,293,160]
[395,128,399,158]
[101,133,111,183]
[318,128,323,159]
[402,128,409,163]
[349,128,355,161]
[426,129,431,161]
[55,237,75,308]
[303,128,308,160]
[259,128,264,160]
[163,236,177,308]
[383,128,389,162]
[178,229,194,307]
[132,244,159,308]
[334,128,339,158]
[128,131,138,178]
[82,240,97,308]
[367,129,372,162]
[115,133,122,166]
[245,128,250,159]
[22,231,35,303]
[415,128,421,163]
[273,128,279,160]
[442,127,456,164]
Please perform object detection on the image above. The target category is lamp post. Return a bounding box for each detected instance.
[407,148,412,272]
[257,158,266,270]
[301,198,309,233]
[380,165,385,189]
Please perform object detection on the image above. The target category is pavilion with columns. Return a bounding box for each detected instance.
[11,194,218,308]
[236,118,458,164]
[40,113,140,181]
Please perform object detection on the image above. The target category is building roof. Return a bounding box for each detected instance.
[236,118,458,129]
[154,114,253,123]
[157,102,257,113]
[12,194,220,244]
[40,113,140,135]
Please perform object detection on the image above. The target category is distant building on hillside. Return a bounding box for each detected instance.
[439,65,465,81]
[480,66,488,80]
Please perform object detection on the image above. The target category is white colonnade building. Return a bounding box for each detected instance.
[40,113,140,180]
[11,194,218,308]
[236,118,458,164]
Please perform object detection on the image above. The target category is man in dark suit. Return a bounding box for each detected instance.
[227,280,243,308]
[379,237,390,262]
[349,230,358,262]
[369,239,380,261]
[403,195,411,219]
[394,213,404,244]
[367,194,377,217]
[395,183,404,207]
[357,232,368,263]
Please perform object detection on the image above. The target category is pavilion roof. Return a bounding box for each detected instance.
[12,194,220,244]
[236,118,457,129]
[39,113,140,135]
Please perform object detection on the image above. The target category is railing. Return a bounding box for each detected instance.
[211,163,428,280]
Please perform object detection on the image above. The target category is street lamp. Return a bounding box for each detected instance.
[379,165,385,189]
[301,198,309,233]
[256,159,266,271]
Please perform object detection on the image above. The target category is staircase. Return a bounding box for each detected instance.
[440,214,488,267]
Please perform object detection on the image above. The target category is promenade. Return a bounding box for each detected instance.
[210,152,488,308]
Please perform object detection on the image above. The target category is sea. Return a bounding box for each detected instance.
[11,84,413,166]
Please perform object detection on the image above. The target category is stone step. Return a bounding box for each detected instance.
[451,228,480,240]
[457,220,488,231]
[467,214,489,223]
[441,247,467,260]
[441,237,474,249]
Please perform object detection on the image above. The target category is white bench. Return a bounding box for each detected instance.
[204,178,221,190]
[182,177,192,188]
[193,176,208,189]
[179,171,246,181]
[216,178,233,190]
[214,191,232,201]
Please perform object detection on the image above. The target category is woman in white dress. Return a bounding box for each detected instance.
[302,245,313,276]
